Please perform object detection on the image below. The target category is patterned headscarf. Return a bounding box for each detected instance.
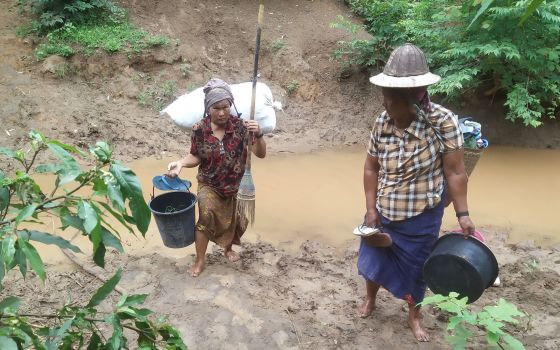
[203,78,234,115]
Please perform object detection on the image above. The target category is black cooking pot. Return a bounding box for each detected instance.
[423,233,499,303]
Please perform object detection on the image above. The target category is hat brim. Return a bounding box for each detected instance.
[369,72,441,88]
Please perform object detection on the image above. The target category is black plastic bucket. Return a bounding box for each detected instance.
[423,233,499,303]
[149,191,197,248]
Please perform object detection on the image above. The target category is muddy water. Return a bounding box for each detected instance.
[32,146,560,267]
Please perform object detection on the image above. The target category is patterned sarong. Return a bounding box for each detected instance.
[195,184,248,247]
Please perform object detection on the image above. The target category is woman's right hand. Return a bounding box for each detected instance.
[167,161,182,178]
[364,208,381,228]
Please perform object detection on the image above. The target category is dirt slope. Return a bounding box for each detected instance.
[2,0,560,349]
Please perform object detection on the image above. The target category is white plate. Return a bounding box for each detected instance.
[353,225,380,237]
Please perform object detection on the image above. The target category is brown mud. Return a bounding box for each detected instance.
[2,0,560,349]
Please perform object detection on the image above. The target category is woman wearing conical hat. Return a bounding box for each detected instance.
[357,43,476,341]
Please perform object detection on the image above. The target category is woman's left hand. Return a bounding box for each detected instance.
[458,216,476,236]
[244,120,261,135]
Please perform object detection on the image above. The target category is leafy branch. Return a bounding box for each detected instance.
[420,292,526,350]
[0,130,187,349]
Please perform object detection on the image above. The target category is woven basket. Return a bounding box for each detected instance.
[464,147,484,177]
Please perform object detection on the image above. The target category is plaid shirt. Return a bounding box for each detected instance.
[368,102,463,221]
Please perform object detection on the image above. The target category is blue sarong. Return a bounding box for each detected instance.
[357,199,445,304]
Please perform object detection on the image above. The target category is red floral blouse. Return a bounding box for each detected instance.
[190,116,249,197]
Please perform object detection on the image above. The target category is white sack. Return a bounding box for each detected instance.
[162,82,281,134]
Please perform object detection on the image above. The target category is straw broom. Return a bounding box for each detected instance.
[237,4,264,225]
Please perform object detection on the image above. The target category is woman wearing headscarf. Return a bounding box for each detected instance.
[357,44,476,341]
[167,78,266,277]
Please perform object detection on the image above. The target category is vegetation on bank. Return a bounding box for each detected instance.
[334,0,560,127]
[0,131,188,349]
[17,0,169,60]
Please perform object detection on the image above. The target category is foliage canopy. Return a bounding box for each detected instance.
[334,0,560,126]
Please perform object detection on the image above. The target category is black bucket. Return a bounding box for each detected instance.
[149,191,197,248]
[423,233,499,303]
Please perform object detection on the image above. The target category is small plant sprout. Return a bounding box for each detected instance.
[286,80,299,96]
[523,259,539,272]
[270,37,285,53]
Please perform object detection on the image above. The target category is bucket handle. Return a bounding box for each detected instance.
[151,176,191,199]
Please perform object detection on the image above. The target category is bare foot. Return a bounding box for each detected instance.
[225,250,240,263]
[408,307,430,342]
[357,298,375,318]
[189,259,204,277]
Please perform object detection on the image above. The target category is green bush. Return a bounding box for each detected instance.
[19,0,126,34]
[336,0,560,126]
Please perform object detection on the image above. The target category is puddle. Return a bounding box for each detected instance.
[26,145,560,267]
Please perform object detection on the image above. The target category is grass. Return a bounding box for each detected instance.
[180,63,191,78]
[35,22,169,60]
[269,37,285,53]
[137,79,177,111]
[286,80,299,96]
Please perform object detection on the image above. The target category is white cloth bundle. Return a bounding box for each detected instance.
[161,82,281,134]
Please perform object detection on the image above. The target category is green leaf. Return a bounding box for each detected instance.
[109,163,150,235]
[0,172,8,212]
[35,163,62,174]
[87,332,101,350]
[45,318,74,350]
[468,0,494,30]
[447,315,466,331]
[0,336,17,350]
[484,298,525,323]
[47,140,87,157]
[486,331,500,345]
[502,333,526,350]
[1,235,16,269]
[0,259,5,284]
[96,201,134,234]
[59,208,85,231]
[47,143,82,186]
[107,182,125,212]
[18,239,46,281]
[92,177,108,196]
[117,294,148,308]
[78,201,99,235]
[0,147,16,158]
[16,322,45,350]
[20,230,82,253]
[14,246,27,278]
[419,293,448,306]
[29,130,46,144]
[90,142,112,163]
[87,268,121,307]
[15,203,39,225]
[519,0,545,26]
[92,241,106,268]
[101,228,124,253]
[0,296,21,313]
[105,313,124,350]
